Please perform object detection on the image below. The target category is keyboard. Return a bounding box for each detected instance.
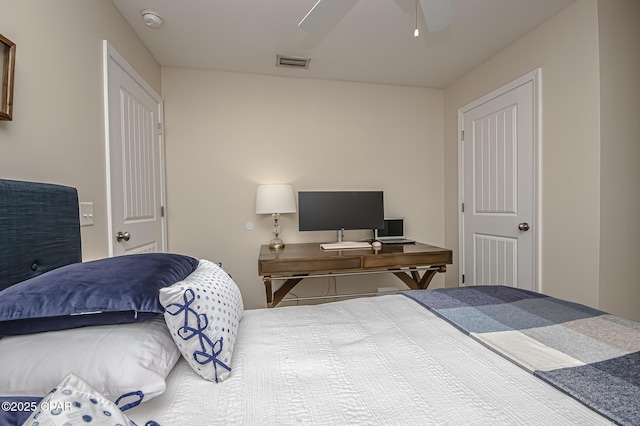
[320,241,372,250]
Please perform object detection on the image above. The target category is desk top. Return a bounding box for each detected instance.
[258,242,452,277]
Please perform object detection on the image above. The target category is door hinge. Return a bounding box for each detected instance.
[158,123,163,135]
[462,274,465,284]
[160,206,165,217]
[461,130,464,141]
[461,202,465,213]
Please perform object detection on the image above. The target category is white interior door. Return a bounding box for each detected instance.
[459,70,539,291]
[103,41,167,256]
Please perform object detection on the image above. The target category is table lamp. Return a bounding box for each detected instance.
[255,184,297,250]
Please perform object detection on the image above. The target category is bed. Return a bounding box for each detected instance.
[0,179,638,426]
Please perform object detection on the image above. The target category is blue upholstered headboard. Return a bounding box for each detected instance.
[0,179,82,291]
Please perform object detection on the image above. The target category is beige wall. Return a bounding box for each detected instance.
[597,0,640,321]
[444,0,603,307]
[3,0,636,319]
[0,0,160,260]
[161,68,445,309]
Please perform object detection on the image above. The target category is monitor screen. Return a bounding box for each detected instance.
[298,191,384,232]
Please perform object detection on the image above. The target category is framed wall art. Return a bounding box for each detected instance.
[0,34,16,121]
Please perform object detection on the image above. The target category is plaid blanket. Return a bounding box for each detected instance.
[404,286,640,426]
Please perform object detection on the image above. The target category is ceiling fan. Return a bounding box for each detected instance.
[298,0,453,35]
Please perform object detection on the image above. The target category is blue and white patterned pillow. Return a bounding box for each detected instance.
[22,373,159,426]
[159,260,243,383]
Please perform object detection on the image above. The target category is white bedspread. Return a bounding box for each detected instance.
[128,295,610,425]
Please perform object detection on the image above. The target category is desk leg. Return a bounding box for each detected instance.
[264,277,274,308]
[393,265,447,290]
[264,275,308,308]
[272,277,305,307]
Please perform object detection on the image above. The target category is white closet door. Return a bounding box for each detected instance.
[459,70,539,291]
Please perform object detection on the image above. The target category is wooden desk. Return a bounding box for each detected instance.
[258,242,452,307]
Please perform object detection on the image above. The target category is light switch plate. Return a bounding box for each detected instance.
[79,202,94,226]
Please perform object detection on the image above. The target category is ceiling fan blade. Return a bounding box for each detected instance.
[298,0,345,32]
[419,0,453,33]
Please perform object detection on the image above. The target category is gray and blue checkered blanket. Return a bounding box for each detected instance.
[404,286,640,426]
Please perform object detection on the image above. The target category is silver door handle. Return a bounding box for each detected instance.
[116,231,131,242]
[518,223,530,231]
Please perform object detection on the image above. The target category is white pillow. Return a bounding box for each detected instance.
[160,259,243,382]
[22,373,154,426]
[0,317,179,409]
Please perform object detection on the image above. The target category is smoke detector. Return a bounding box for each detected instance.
[141,10,164,29]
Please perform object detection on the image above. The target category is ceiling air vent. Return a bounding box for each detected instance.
[276,55,311,69]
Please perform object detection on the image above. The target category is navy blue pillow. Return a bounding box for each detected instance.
[0,253,199,336]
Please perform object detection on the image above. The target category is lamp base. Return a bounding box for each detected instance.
[268,213,285,250]
[269,237,285,250]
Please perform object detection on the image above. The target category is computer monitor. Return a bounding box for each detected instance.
[298,191,384,242]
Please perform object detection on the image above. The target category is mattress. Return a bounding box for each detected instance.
[127,295,610,425]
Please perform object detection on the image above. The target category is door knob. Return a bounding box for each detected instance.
[116,231,131,242]
[518,223,530,231]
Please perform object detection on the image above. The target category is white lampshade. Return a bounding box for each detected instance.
[255,184,296,214]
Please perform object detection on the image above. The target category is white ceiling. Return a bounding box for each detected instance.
[111,0,577,89]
